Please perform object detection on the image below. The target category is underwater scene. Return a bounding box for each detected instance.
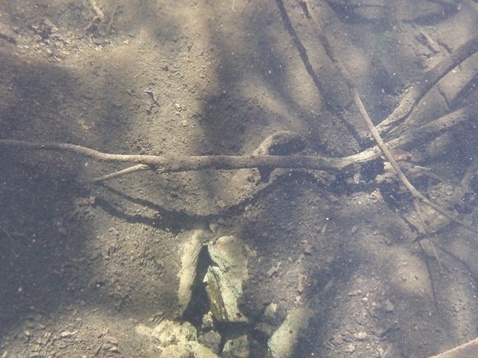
[1,0,478,357]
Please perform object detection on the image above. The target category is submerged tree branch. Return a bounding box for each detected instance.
[0,139,342,171]
[304,4,478,234]
[0,98,474,177]
[376,35,478,134]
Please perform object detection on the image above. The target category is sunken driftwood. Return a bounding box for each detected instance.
[0,99,474,179]
[0,96,475,176]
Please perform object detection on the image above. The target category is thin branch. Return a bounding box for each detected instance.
[376,35,478,134]
[308,9,478,234]
[0,100,474,178]
[386,102,478,149]
[0,139,346,171]
[93,164,150,183]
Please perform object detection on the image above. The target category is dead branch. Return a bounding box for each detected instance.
[4,101,470,180]
[93,164,150,183]
[0,101,464,180]
[0,139,344,171]
[306,7,478,235]
[386,102,478,149]
[376,35,478,135]
[0,96,474,179]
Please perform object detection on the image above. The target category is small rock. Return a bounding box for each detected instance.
[222,335,249,358]
[297,274,306,294]
[60,330,77,338]
[264,302,278,322]
[354,331,367,340]
[198,331,221,354]
[201,312,215,331]
[383,300,395,313]
[300,240,313,254]
[267,262,281,277]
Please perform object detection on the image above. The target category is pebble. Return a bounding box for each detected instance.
[355,331,368,340]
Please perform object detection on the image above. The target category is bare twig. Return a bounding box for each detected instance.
[0,139,346,171]
[93,164,150,183]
